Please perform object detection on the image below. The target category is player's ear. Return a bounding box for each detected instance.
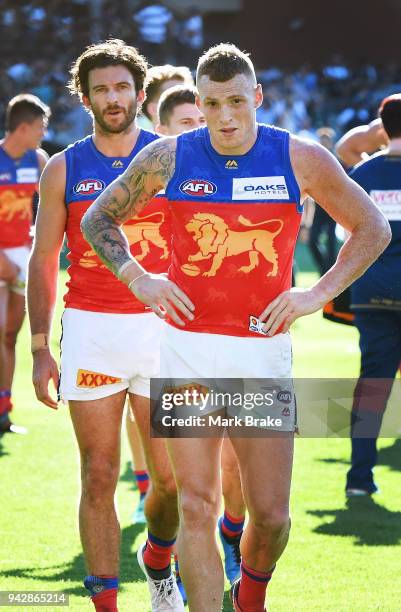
[255,83,263,110]
[136,89,145,106]
[156,123,167,136]
[82,95,91,111]
[146,101,157,123]
[195,95,201,111]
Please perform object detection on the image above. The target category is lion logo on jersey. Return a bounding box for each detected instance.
[182,213,283,277]
[79,212,169,268]
[0,189,32,221]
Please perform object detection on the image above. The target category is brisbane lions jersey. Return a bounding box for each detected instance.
[64,131,170,313]
[0,146,39,248]
[165,124,302,337]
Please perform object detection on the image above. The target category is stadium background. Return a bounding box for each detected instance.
[1,1,401,611]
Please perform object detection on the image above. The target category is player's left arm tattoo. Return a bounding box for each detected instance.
[81,137,176,277]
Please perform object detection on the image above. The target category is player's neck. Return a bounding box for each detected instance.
[92,122,142,157]
[387,137,401,155]
[209,125,258,156]
[1,133,29,159]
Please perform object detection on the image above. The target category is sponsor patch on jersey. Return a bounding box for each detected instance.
[16,167,38,184]
[74,179,105,195]
[232,176,289,200]
[76,369,122,388]
[0,172,12,182]
[179,179,217,196]
[249,315,268,335]
[370,190,401,220]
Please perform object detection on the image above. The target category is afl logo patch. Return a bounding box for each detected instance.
[179,179,217,196]
[74,179,105,195]
[277,390,292,404]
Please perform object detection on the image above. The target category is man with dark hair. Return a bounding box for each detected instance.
[28,40,183,612]
[82,43,390,611]
[156,85,205,134]
[346,93,401,497]
[141,64,193,129]
[0,93,49,433]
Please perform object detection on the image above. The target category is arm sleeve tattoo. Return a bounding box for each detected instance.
[81,137,176,277]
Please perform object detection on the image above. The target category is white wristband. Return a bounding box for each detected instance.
[118,260,136,278]
[128,273,148,291]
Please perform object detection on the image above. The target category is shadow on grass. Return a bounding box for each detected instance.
[0,434,8,457]
[223,588,233,611]
[0,523,147,596]
[318,438,401,472]
[119,460,136,486]
[308,496,401,546]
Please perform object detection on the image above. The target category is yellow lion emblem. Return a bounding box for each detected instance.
[183,213,283,277]
[79,211,169,268]
[0,190,32,221]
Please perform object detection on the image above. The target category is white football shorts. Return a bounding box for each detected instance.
[0,246,30,295]
[158,323,296,432]
[59,308,162,401]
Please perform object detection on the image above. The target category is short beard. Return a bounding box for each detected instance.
[92,102,137,134]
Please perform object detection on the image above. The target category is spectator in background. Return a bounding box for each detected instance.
[133,1,175,65]
[308,128,338,275]
[175,7,204,69]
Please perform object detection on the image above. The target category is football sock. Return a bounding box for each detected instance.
[237,561,274,610]
[0,390,12,427]
[143,532,175,578]
[84,575,118,612]
[174,554,180,578]
[133,469,150,496]
[221,510,245,540]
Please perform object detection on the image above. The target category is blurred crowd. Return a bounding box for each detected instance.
[1,1,401,149]
[256,58,401,138]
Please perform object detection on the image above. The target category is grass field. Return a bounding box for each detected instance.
[1,272,401,611]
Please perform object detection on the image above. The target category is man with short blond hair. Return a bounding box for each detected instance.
[82,43,390,611]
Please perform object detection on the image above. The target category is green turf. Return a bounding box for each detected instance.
[1,272,400,611]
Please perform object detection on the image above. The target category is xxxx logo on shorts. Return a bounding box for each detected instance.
[77,369,122,388]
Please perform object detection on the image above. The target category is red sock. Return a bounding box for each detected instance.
[92,587,118,612]
[133,469,150,496]
[221,510,245,539]
[143,532,175,570]
[238,561,274,611]
[0,390,12,417]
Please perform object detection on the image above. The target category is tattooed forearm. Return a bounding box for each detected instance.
[81,137,177,278]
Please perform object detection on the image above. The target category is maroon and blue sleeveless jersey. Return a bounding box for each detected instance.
[0,146,39,248]
[350,152,401,310]
[64,131,171,313]
[165,124,302,336]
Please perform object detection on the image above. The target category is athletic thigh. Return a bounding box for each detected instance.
[6,291,25,335]
[167,436,223,507]
[69,390,126,466]
[229,434,294,516]
[0,287,8,330]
